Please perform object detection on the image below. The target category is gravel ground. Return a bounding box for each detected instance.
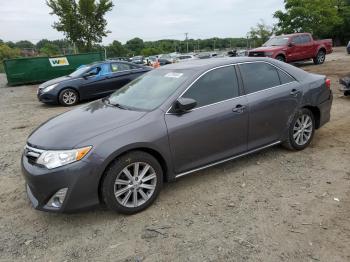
[0,47,349,262]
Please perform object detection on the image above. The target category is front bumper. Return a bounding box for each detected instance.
[37,89,59,104]
[21,152,101,213]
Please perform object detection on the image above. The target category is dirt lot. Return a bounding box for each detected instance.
[0,47,349,262]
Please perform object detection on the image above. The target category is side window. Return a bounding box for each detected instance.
[182,66,239,108]
[239,62,280,94]
[277,69,295,84]
[302,35,312,43]
[87,67,101,76]
[111,63,131,72]
[292,35,302,45]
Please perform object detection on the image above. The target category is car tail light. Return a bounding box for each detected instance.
[325,78,331,89]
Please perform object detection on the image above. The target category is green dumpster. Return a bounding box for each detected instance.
[4,52,105,86]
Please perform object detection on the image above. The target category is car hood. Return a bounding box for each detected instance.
[250,46,285,52]
[27,100,147,150]
[39,76,75,88]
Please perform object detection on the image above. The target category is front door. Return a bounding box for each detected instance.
[165,65,249,174]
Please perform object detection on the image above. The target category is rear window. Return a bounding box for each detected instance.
[278,70,295,84]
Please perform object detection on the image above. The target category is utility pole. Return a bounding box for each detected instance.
[185,33,189,53]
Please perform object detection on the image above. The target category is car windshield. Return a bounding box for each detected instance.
[69,66,91,77]
[108,69,191,111]
[263,36,290,47]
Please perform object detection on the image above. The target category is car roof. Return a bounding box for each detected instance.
[162,57,275,70]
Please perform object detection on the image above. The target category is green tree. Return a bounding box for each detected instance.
[106,40,128,58]
[40,43,61,56]
[248,21,273,47]
[273,0,344,40]
[14,40,35,49]
[46,0,114,51]
[0,43,21,72]
[141,47,163,57]
[125,38,144,55]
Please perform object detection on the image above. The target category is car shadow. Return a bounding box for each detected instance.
[34,145,287,224]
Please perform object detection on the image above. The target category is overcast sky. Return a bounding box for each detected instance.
[0,0,284,44]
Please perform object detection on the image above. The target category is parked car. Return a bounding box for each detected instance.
[37,61,151,106]
[249,33,333,65]
[178,54,197,61]
[339,77,350,96]
[130,56,144,64]
[347,41,350,54]
[22,57,332,214]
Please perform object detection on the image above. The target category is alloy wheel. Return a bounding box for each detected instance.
[114,162,157,208]
[318,52,325,64]
[293,114,313,146]
[62,91,77,105]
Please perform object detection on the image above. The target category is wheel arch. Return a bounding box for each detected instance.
[98,146,170,204]
[58,86,80,100]
[302,105,321,129]
[275,53,286,61]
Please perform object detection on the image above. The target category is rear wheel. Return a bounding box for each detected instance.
[344,91,350,96]
[313,50,326,65]
[59,88,79,106]
[101,151,163,214]
[283,108,315,151]
[275,55,286,62]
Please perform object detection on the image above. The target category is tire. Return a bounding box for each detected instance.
[101,151,163,214]
[313,50,326,65]
[275,55,286,62]
[282,108,315,151]
[59,88,79,106]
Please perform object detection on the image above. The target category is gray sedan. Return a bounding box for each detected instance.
[22,57,333,214]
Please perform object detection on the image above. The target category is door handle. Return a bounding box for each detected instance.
[290,89,300,96]
[232,104,246,113]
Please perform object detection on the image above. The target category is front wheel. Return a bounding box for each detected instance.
[101,151,163,214]
[313,50,326,65]
[283,108,315,151]
[59,88,79,106]
[275,55,286,62]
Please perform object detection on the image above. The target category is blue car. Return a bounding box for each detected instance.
[37,61,152,106]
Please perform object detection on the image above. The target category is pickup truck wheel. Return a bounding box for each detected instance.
[313,50,326,65]
[344,91,350,96]
[275,55,285,62]
[283,108,315,151]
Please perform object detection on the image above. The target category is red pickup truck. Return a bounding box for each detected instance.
[248,33,333,65]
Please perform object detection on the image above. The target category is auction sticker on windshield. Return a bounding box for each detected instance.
[165,72,183,78]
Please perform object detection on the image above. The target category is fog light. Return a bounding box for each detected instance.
[45,188,68,209]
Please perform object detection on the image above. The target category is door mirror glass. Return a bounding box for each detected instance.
[174,98,197,113]
[288,42,295,47]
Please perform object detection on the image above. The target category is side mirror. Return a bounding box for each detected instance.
[288,42,295,47]
[173,98,197,113]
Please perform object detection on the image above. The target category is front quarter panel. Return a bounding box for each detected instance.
[75,109,175,182]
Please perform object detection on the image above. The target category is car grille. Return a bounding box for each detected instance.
[248,52,266,57]
[24,145,44,164]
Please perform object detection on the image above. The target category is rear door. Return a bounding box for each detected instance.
[165,65,249,174]
[238,62,301,150]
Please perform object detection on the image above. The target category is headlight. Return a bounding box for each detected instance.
[36,146,92,169]
[264,52,274,57]
[42,83,58,93]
